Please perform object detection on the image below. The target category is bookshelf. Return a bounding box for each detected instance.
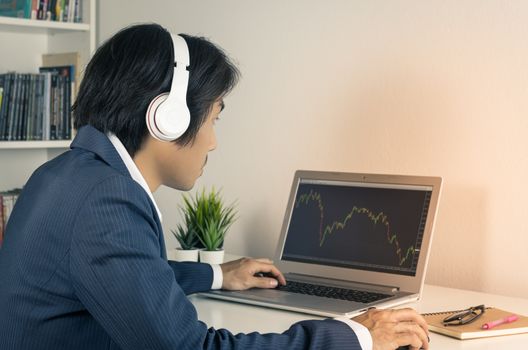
[0,140,72,149]
[0,0,96,191]
[0,15,90,31]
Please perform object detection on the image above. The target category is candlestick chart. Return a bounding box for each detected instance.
[296,190,416,266]
[282,182,431,276]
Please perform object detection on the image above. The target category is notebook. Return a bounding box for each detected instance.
[424,307,528,340]
[202,170,442,317]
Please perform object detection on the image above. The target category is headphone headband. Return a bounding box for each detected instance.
[172,34,190,67]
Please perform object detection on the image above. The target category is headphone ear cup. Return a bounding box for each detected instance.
[146,93,171,142]
[146,92,191,142]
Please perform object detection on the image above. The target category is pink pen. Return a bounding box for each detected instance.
[481,315,519,330]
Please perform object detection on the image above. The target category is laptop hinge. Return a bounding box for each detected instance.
[285,273,400,294]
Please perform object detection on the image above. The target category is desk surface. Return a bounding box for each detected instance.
[190,284,528,350]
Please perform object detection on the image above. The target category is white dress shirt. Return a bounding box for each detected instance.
[107,132,371,349]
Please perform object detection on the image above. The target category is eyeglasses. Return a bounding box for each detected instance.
[443,305,486,326]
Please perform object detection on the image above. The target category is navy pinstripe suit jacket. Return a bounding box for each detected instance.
[0,125,362,349]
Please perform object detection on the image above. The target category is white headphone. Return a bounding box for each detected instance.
[146,34,191,142]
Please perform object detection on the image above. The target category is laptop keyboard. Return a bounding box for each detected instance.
[278,281,391,303]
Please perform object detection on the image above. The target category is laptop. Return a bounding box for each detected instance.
[203,170,442,317]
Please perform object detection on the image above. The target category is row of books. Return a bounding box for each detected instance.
[0,188,21,248]
[0,0,83,23]
[0,66,74,141]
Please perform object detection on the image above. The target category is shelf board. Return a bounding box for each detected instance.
[0,140,72,149]
[0,16,89,33]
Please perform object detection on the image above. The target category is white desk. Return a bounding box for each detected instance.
[190,284,528,349]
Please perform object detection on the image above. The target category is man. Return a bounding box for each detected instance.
[0,24,429,349]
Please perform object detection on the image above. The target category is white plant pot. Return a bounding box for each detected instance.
[199,249,225,264]
[167,248,199,262]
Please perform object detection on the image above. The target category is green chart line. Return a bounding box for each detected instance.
[295,190,416,266]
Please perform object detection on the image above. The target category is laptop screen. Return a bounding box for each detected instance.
[281,178,433,277]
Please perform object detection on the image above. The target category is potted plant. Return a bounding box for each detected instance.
[167,224,200,262]
[182,187,237,264]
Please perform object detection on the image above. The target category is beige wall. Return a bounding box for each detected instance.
[98,0,528,298]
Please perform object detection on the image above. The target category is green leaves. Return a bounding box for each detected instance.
[172,187,237,251]
[170,225,198,250]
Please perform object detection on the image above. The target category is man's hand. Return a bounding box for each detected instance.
[353,308,430,350]
[220,258,287,290]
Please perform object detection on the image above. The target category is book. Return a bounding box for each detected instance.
[0,189,21,246]
[37,0,44,19]
[0,0,80,21]
[73,0,80,22]
[26,74,36,140]
[0,193,4,248]
[0,85,4,133]
[35,74,44,140]
[423,307,528,340]
[41,52,80,96]
[0,69,73,140]
[30,0,38,19]
[7,72,20,141]
[18,73,29,140]
[39,65,72,139]
[49,73,57,139]
[0,0,29,18]
[0,73,12,140]
[41,71,51,140]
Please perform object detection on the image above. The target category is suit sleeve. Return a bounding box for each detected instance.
[167,260,214,295]
[69,176,363,350]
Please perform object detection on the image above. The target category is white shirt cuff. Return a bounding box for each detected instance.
[210,264,223,290]
[333,317,372,350]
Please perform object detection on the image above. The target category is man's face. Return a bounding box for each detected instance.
[155,99,223,190]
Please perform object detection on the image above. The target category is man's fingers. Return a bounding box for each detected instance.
[395,332,424,349]
[394,322,429,349]
[254,263,286,286]
[267,266,286,285]
[251,277,278,289]
[390,308,430,337]
[254,258,273,264]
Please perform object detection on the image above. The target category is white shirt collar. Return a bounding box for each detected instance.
[107,133,163,222]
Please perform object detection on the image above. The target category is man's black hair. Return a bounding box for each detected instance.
[73,23,240,157]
